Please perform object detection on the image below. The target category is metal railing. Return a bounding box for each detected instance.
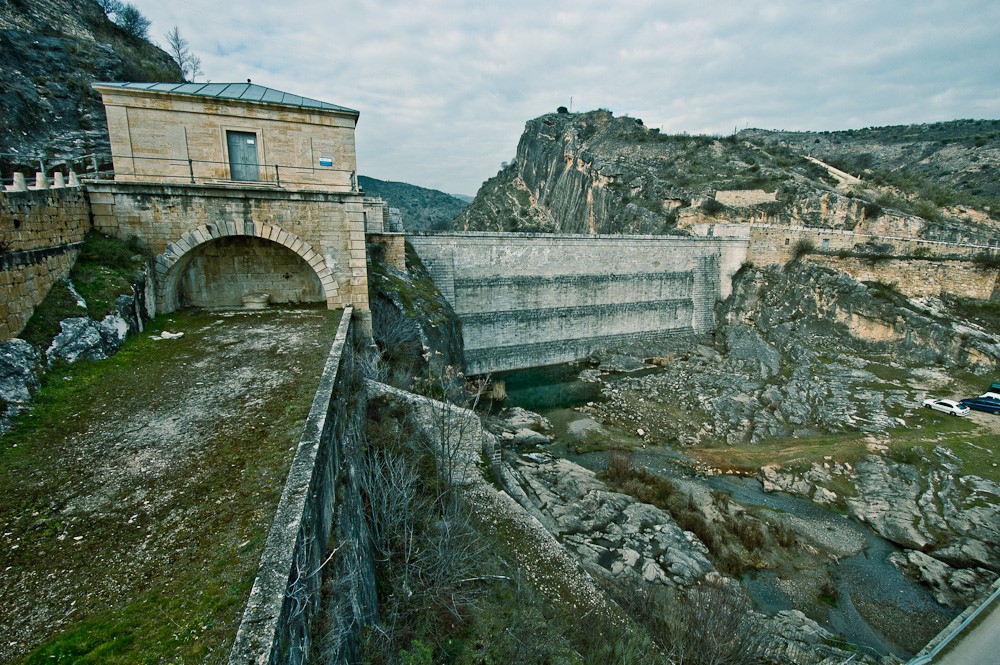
[1,152,359,193]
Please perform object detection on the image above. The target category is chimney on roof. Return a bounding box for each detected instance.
[247,78,251,83]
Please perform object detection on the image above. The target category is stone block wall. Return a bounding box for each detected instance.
[809,255,999,300]
[0,187,91,342]
[366,232,405,271]
[409,232,748,373]
[738,223,996,267]
[700,223,999,300]
[86,181,369,314]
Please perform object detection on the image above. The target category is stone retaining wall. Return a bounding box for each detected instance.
[697,223,999,300]
[808,255,999,300]
[408,232,748,373]
[229,309,376,664]
[0,187,91,342]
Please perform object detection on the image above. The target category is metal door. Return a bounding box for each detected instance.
[227,131,259,181]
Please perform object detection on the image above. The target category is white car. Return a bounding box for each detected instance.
[980,392,1000,401]
[922,398,970,416]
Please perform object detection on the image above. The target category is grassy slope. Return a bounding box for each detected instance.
[1,308,340,664]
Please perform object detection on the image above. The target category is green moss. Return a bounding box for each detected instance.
[19,232,148,350]
[19,280,85,348]
[71,232,147,319]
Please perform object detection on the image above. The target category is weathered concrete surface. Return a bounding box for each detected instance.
[409,232,747,373]
[230,308,376,665]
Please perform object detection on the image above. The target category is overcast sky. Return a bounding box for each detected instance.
[130,0,1000,196]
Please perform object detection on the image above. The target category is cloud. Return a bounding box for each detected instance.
[132,0,1000,194]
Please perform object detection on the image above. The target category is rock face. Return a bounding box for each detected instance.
[0,0,182,174]
[759,452,1000,605]
[888,550,995,608]
[368,242,465,385]
[847,453,1000,570]
[591,262,999,446]
[452,110,999,244]
[0,339,42,434]
[509,453,713,587]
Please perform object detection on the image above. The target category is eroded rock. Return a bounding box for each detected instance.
[0,339,43,434]
[888,550,996,608]
[509,453,713,587]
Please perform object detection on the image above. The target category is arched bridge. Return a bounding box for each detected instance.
[85,180,370,314]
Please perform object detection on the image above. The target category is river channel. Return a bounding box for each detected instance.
[494,362,956,659]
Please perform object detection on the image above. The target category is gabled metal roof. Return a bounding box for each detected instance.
[92,81,359,115]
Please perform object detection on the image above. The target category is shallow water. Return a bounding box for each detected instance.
[498,361,956,658]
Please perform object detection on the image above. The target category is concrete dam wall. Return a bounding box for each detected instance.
[408,232,748,373]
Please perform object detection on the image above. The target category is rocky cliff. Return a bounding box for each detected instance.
[590,262,1000,448]
[454,109,999,245]
[0,0,182,176]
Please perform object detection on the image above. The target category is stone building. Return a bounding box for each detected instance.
[92,81,360,190]
[90,82,369,315]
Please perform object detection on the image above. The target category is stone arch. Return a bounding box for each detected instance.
[154,222,342,313]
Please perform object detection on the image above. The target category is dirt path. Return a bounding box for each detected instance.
[0,308,340,663]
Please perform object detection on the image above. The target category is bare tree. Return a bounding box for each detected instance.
[96,0,123,15]
[114,4,151,40]
[165,26,204,81]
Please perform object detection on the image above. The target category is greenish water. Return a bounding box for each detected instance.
[496,363,605,411]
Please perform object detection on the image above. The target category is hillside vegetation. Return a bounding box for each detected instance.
[741,120,1000,212]
[358,175,468,232]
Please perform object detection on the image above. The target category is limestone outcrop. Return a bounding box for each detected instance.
[453,110,1000,246]
[757,453,1000,605]
[508,453,714,588]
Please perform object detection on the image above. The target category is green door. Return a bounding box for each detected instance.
[227,131,259,181]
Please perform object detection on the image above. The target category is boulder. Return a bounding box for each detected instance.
[512,428,551,446]
[888,550,995,608]
[0,339,42,404]
[500,406,552,432]
[47,316,123,364]
[0,339,43,434]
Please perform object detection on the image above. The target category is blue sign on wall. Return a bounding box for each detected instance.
[319,157,333,167]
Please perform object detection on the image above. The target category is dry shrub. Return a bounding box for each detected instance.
[614,581,773,665]
[604,451,676,508]
[732,515,766,552]
[487,379,507,401]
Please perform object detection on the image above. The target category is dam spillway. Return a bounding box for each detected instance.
[408,232,748,373]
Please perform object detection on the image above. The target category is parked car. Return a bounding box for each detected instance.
[922,398,971,416]
[980,391,1000,401]
[960,396,1000,414]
